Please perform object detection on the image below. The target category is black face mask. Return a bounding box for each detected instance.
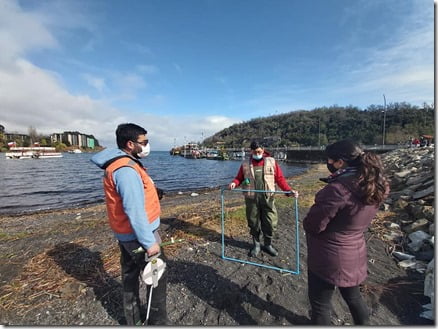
[326,161,338,173]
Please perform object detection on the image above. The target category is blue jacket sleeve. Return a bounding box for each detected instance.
[113,167,156,248]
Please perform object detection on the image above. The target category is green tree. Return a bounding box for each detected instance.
[54,142,67,152]
[201,102,434,148]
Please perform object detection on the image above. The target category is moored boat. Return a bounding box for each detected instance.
[205,149,220,160]
[68,149,82,154]
[5,147,63,159]
[205,149,229,160]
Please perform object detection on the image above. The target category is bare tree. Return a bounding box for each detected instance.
[28,126,38,145]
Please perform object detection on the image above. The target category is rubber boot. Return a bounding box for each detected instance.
[122,291,142,325]
[249,236,261,257]
[263,237,278,257]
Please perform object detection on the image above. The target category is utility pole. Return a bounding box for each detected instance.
[382,94,387,148]
[275,110,279,150]
[318,117,321,148]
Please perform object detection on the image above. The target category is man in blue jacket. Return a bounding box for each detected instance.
[91,123,168,325]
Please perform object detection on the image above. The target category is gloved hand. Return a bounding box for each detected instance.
[228,182,236,190]
[285,189,299,198]
[156,187,165,200]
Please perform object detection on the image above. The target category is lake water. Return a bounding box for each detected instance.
[0,151,308,215]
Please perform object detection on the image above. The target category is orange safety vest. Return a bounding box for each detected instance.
[103,157,160,234]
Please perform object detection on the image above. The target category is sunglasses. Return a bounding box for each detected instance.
[133,139,149,146]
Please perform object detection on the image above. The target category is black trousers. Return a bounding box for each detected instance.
[119,240,168,325]
[307,270,369,325]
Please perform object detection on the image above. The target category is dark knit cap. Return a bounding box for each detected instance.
[250,140,264,150]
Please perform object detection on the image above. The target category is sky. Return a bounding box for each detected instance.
[0,0,435,150]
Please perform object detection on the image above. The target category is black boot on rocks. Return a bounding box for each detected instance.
[263,237,278,257]
[249,236,261,257]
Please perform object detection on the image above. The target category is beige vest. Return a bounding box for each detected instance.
[242,157,276,198]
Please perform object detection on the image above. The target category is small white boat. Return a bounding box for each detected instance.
[5,147,63,159]
[206,150,220,159]
[68,149,82,154]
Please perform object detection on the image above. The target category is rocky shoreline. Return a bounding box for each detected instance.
[0,147,434,325]
[379,146,435,321]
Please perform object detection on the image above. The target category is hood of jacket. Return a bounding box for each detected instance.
[90,148,137,169]
[319,167,365,201]
[335,174,370,204]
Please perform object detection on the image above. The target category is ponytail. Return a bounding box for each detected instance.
[357,152,389,205]
[325,139,389,205]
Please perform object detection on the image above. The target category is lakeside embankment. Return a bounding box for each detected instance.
[377,146,435,321]
[0,148,434,325]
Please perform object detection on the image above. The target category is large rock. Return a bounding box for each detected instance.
[403,218,430,234]
[381,146,434,321]
[407,231,431,252]
[406,174,432,187]
[407,203,434,220]
[412,186,434,200]
[429,223,435,236]
[395,170,412,179]
[421,206,435,221]
[393,199,409,210]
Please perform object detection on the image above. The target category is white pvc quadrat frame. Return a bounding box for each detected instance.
[220,187,300,274]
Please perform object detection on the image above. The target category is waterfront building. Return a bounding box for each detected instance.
[1,124,99,149]
[4,132,28,143]
[51,131,99,149]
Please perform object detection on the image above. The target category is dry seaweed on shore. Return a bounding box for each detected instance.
[0,237,120,315]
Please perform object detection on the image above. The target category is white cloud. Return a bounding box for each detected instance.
[0,59,123,138]
[0,56,240,150]
[121,41,153,56]
[331,0,434,105]
[82,73,106,92]
[0,0,242,150]
[112,73,148,100]
[137,65,158,74]
[246,0,434,112]
[0,0,57,65]
[145,115,239,149]
[0,55,239,149]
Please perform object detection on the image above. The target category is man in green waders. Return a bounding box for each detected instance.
[228,140,299,257]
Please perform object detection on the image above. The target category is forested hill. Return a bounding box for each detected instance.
[202,103,434,148]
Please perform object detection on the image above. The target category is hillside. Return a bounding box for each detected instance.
[202,103,434,148]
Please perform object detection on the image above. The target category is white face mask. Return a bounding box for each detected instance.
[252,154,263,161]
[137,143,150,158]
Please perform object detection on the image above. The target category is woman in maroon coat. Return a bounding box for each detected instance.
[303,140,389,325]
